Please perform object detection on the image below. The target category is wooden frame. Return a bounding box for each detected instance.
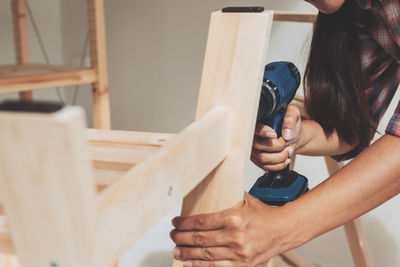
[0,9,374,267]
[0,9,274,267]
[3,0,111,129]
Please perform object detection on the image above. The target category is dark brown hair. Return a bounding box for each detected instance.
[304,0,375,148]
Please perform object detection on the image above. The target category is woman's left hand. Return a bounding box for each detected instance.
[170,192,297,267]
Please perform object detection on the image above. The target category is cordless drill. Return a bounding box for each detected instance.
[249,62,309,206]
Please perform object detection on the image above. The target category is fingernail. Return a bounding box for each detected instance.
[283,128,293,140]
[266,131,277,138]
[183,262,193,267]
[288,147,294,157]
[285,159,291,166]
[173,248,180,257]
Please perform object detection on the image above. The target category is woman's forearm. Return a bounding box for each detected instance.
[295,119,354,156]
[283,134,400,248]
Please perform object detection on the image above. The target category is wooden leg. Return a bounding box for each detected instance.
[260,256,292,267]
[87,0,111,129]
[344,218,374,267]
[172,10,274,267]
[0,106,105,267]
[0,253,19,267]
[324,157,374,267]
[11,0,33,101]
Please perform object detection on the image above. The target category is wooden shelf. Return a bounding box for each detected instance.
[0,64,98,94]
[273,11,317,23]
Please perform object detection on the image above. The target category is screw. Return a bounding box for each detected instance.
[168,186,173,196]
[50,262,58,267]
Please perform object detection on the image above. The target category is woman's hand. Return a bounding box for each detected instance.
[251,104,302,171]
[170,193,297,267]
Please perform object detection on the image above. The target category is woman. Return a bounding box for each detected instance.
[170,0,400,266]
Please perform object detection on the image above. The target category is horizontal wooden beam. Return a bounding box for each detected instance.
[97,107,230,266]
[0,64,97,93]
[0,129,175,254]
[273,11,317,23]
[87,129,175,187]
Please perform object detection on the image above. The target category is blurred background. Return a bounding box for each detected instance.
[0,0,399,266]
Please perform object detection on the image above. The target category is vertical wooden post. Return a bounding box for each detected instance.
[0,254,19,267]
[173,10,273,267]
[324,157,374,267]
[87,0,111,129]
[11,0,33,101]
[0,106,104,267]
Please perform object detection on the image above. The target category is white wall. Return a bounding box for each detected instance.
[0,0,65,102]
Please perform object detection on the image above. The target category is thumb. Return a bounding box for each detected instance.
[282,105,301,142]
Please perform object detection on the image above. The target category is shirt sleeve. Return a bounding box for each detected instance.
[386,100,400,137]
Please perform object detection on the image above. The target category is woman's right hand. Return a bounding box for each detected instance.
[251,104,302,172]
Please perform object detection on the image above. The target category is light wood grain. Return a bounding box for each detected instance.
[87,0,111,129]
[0,129,175,254]
[0,252,19,267]
[174,10,273,267]
[98,107,230,266]
[11,0,32,101]
[0,64,97,93]
[324,157,374,267]
[0,107,105,267]
[273,11,317,23]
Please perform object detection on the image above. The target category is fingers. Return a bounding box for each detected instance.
[170,229,227,247]
[255,123,277,138]
[282,105,301,142]
[252,136,286,152]
[251,145,294,172]
[182,260,232,267]
[172,212,226,231]
[173,246,237,262]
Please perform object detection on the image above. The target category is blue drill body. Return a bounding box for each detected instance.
[249,62,309,206]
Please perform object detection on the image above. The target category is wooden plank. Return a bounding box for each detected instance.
[11,0,32,101]
[87,129,175,186]
[0,216,14,255]
[0,64,97,93]
[0,107,105,267]
[273,11,317,23]
[344,219,374,267]
[324,157,374,267]
[98,107,230,266]
[0,253,19,267]
[87,0,111,129]
[280,251,312,267]
[174,10,273,267]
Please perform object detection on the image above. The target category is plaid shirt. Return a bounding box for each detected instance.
[335,0,400,160]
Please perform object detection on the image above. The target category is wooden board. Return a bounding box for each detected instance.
[324,157,374,267]
[0,107,105,267]
[273,11,317,23]
[0,128,175,255]
[98,107,230,266]
[0,64,97,93]
[87,0,111,129]
[174,10,273,267]
[11,0,32,101]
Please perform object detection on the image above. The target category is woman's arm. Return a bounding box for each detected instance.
[286,133,400,244]
[295,119,354,156]
[171,134,400,266]
[252,104,354,171]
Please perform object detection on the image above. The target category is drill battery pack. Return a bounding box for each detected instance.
[249,170,309,206]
